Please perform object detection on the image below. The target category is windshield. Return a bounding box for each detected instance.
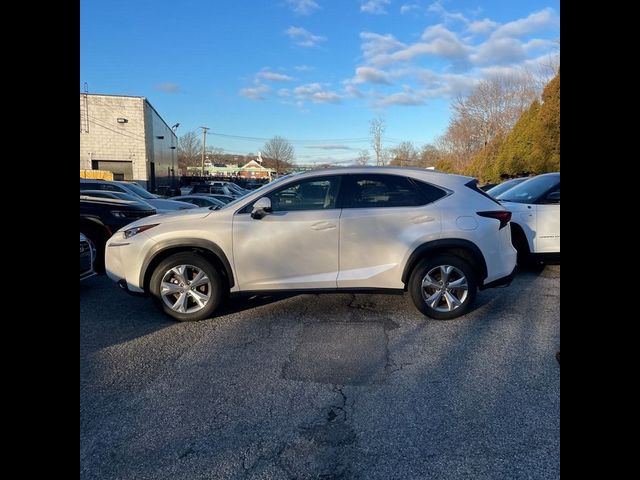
[486,178,527,198]
[497,174,560,204]
[121,182,157,199]
[221,175,295,210]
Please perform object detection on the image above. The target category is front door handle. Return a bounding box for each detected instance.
[310,221,337,231]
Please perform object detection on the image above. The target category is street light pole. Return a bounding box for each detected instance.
[171,123,179,189]
[200,126,209,177]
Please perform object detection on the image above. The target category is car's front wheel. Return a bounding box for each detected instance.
[409,254,478,320]
[150,252,223,322]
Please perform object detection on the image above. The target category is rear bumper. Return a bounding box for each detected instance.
[480,266,516,290]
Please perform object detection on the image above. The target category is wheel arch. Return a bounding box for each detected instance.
[509,222,532,254]
[141,239,235,293]
[401,239,488,289]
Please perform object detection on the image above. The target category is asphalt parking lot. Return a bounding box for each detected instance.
[80,265,560,480]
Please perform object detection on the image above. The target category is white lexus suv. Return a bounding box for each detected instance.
[105,167,517,321]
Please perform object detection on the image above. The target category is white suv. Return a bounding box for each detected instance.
[496,172,560,265]
[105,167,517,321]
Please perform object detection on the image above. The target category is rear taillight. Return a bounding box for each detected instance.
[477,211,512,229]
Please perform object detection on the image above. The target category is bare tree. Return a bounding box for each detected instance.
[369,118,386,166]
[206,146,225,165]
[437,75,538,172]
[355,150,370,166]
[419,144,442,168]
[178,131,202,171]
[262,136,295,175]
[389,141,418,167]
[525,51,560,96]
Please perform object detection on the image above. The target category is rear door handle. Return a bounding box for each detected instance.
[310,221,337,231]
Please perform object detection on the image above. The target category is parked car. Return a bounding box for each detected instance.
[244,181,268,190]
[80,179,197,213]
[169,195,226,209]
[188,184,242,198]
[105,167,517,322]
[80,196,157,272]
[194,193,236,204]
[479,183,498,191]
[208,181,250,196]
[496,172,560,265]
[485,177,529,198]
[80,232,97,281]
[80,190,156,209]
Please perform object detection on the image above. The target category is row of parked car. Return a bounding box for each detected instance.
[80,178,251,275]
[81,169,559,323]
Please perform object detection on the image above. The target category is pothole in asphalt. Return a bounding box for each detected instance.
[281,322,388,385]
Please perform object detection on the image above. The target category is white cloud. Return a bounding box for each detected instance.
[308,144,356,150]
[294,65,314,71]
[467,18,498,34]
[339,6,559,110]
[491,8,557,39]
[360,32,406,61]
[310,92,341,103]
[239,85,270,100]
[286,0,320,15]
[400,4,420,15]
[277,88,291,97]
[294,83,323,96]
[375,91,425,107]
[361,0,390,15]
[344,83,366,98]
[352,66,393,85]
[156,83,180,93]
[427,0,469,25]
[472,37,526,65]
[294,83,342,104]
[523,38,557,53]
[257,70,294,81]
[285,26,327,47]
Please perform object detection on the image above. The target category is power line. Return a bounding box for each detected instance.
[207,131,370,143]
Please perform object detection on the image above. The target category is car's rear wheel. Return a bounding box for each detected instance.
[150,252,223,322]
[409,254,477,320]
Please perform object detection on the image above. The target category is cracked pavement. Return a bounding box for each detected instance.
[80,265,559,480]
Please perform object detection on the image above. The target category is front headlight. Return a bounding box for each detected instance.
[123,224,159,239]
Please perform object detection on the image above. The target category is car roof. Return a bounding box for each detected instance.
[273,166,474,189]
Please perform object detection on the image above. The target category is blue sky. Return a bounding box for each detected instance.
[80,0,559,165]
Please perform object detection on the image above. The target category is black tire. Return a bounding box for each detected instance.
[408,254,478,320]
[149,252,223,322]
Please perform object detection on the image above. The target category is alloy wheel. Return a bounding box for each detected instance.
[421,265,469,312]
[160,264,212,314]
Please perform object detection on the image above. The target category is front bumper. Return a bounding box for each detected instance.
[105,232,155,293]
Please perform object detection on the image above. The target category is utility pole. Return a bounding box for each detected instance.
[199,126,210,176]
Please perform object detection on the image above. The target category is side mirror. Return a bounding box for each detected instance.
[545,191,560,203]
[251,197,272,219]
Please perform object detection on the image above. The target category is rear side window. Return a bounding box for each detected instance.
[342,174,446,208]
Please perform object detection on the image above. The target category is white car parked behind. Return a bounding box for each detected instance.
[496,172,560,264]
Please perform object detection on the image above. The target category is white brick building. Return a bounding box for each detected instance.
[80,93,177,191]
